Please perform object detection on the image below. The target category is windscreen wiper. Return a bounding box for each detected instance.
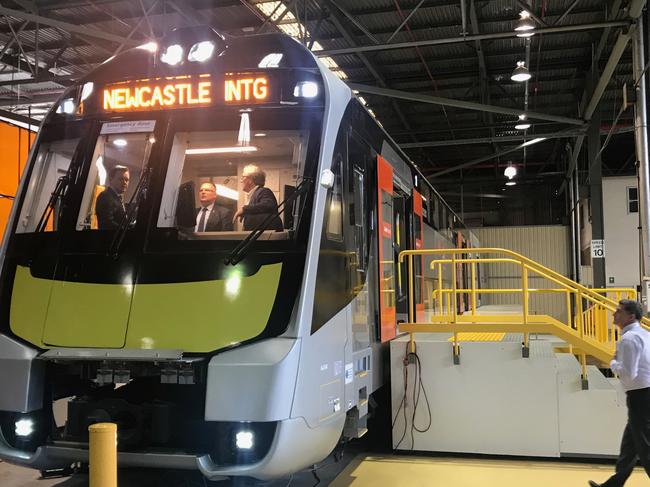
[35,173,70,233]
[108,167,151,258]
[224,177,313,266]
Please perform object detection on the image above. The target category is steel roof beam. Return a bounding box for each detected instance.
[427,130,576,178]
[559,0,643,193]
[0,107,39,126]
[399,126,633,148]
[0,92,60,106]
[348,83,584,125]
[319,0,416,136]
[316,21,629,57]
[0,5,142,47]
[553,0,581,26]
[515,0,547,27]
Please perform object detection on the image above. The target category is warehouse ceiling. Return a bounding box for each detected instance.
[0,0,642,223]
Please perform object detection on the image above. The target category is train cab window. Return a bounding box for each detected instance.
[16,131,83,233]
[431,196,440,229]
[157,129,308,240]
[76,129,155,231]
[325,155,344,242]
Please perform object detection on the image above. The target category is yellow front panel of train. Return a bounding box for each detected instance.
[10,264,282,353]
[125,264,282,352]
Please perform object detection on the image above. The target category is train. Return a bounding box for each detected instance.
[0,26,475,480]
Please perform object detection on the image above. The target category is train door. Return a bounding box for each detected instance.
[377,155,396,342]
[393,190,408,321]
[412,189,425,322]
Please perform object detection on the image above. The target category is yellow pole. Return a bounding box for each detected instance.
[89,423,117,487]
[522,264,529,351]
[576,291,584,339]
[471,262,477,315]
[408,255,414,324]
[437,263,443,315]
[451,253,458,323]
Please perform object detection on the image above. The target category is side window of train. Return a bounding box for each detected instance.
[325,154,344,242]
[16,126,85,233]
[351,166,366,271]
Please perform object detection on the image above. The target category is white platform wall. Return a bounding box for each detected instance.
[391,335,626,457]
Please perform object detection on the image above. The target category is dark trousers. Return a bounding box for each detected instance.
[603,387,650,486]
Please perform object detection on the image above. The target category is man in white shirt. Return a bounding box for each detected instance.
[590,299,650,487]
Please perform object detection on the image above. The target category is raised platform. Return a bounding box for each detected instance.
[391,334,626,457]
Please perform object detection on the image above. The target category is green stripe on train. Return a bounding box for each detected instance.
[10,264,282,352]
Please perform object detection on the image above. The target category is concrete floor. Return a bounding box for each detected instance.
[3,456,649,486]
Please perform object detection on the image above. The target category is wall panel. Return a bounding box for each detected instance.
[0,121,34,239]
[470,225,570,321]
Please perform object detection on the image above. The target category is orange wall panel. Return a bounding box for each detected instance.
[0,121,34,241]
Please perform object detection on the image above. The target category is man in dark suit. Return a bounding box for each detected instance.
[233,164,283,231]
[96,165,129,230]
[195,182,234,232]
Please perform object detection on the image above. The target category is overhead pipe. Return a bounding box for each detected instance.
[633,14,650,303]
[460,0,468,36]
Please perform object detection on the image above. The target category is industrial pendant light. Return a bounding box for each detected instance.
[515,11,535,37]
[511,61,532,82]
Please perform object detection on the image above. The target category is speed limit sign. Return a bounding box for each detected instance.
[591,239,605,258]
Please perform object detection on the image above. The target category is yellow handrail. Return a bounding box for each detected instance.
[399,247,644,371]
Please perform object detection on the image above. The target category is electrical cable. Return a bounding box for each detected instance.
[391,341,432,451]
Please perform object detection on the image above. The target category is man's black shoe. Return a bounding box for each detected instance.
[588,481,602,487]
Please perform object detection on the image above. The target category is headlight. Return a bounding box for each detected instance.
[293,81,318,98]
[235,431,254,449]
[188,41,215,62]
[161,44,184,65]
[15,418,34,437]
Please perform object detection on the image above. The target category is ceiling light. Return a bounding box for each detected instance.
[185,146,258,155]
[504,165,517,179]
[515,123,531,130]
[515,12,535,37]
[511,61,531,82]
[216,184,239,200]
[254,133,266,137]
[518,114,527,121]
[161,44,184,65]
[522,137,546,147]
[137,42,158,52]
[188,41,215,62]
[113,139,128,147]
[506,181,517,186]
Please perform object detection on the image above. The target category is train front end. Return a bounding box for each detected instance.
[0,27,344,479]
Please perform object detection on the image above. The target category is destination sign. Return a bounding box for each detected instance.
[224,74,269,104]
[103,77,212,111]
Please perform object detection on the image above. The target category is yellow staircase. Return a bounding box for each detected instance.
[398,247,650,386]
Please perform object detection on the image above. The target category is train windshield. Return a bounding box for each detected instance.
[15,123,86,234]
[157,127,308,240]
[77,124,155,231]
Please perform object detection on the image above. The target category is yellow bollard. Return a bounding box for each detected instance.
[89,423,117,487]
